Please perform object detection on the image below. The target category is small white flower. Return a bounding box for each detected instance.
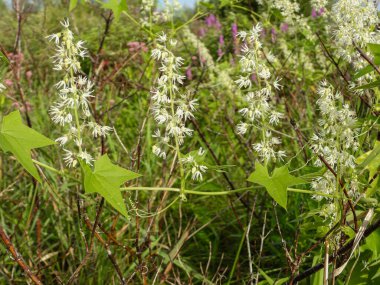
[63,149,77,167]
[76,40,85,49]
[235,76,251,89]
[56,136,69,146]
[152,129,161,138]
[78,150,94,165]
[152,145,166,159]
[0,83,6,92]
[88,122,112,138]
[237,31,248,40]
[198,147,205,156]
[236,122,248,135]
[46,33,60,44]
[60,18,70,28]
[273,77,283,90]
[269,111,283,125]
[74,138,82,148]
[157,32,167,43]
[181,155,195,164]
[277,150,286,160]
[77,76,87,86]
[191,164,207,181]
[258,68,270,79]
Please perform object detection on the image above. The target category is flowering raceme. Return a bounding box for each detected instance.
[311,81,359,171]
[140,0,155,26]
[150,33,207,181]
[311,81,360,225]
[235,23,285,163]
[182,27,214,71]
[332,0,379,66]
[270,0,300,23]
[182,27,235,93]
[259,0,317,42]
[47,19,112,167]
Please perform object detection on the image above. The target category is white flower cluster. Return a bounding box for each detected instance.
[141,0,155,25]
[311,172,336,202]
[159,0,182,24]
[0,82,5,92]
[311,81,359,171]
[271,0,300,23]
[311,81,360,221]
[182,27,214,71]
[311,0,328,9]
[181,27,236,93]
[263,0,317,41]
[150,33,207,181]
[180,148,208,181]
[140,0,166,27]
[278,38,319,75]
[332,0,379,64]
[320,202,338,227]
[47,19,112,167]
[235,23,285,162]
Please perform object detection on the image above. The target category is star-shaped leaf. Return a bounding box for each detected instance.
[81,155,141,217]
[0,110,55,182]
[247,162,306,210]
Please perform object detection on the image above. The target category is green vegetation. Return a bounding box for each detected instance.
[0,0,379,284]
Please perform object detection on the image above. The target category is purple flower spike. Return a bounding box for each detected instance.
[205,14,216,27]
[318,7,325,16]
[232,23,239,55]
[311,8,317,18]
[218,48,224,58]
[260,28,266,38]
[215,19,222,30]
[271,28,277,43]
[186,67,193,81]
[219,34,225,46]
[280,23,289,33]
[232,23,238,38]
[205,14,222,30]
[198,27,206,37]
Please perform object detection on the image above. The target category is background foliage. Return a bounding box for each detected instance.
[0,0,379,284]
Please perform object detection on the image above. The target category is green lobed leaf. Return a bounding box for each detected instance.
[81,154,141,217]
[299,167,326,182]
[356,141,380,195]
[247,162,305,210]
[69,0,78,12]
[357,141,380,175]
[362,229,380,261]
[0,110,55,182]
[97,0,127,21]
[368,43,380,56]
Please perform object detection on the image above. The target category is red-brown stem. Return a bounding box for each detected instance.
[0,226,43,285]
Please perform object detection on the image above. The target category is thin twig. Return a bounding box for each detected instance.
[354,42,380,77]
[290,217,380,283]
[316,32,374,111]
[0,226,43,285]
